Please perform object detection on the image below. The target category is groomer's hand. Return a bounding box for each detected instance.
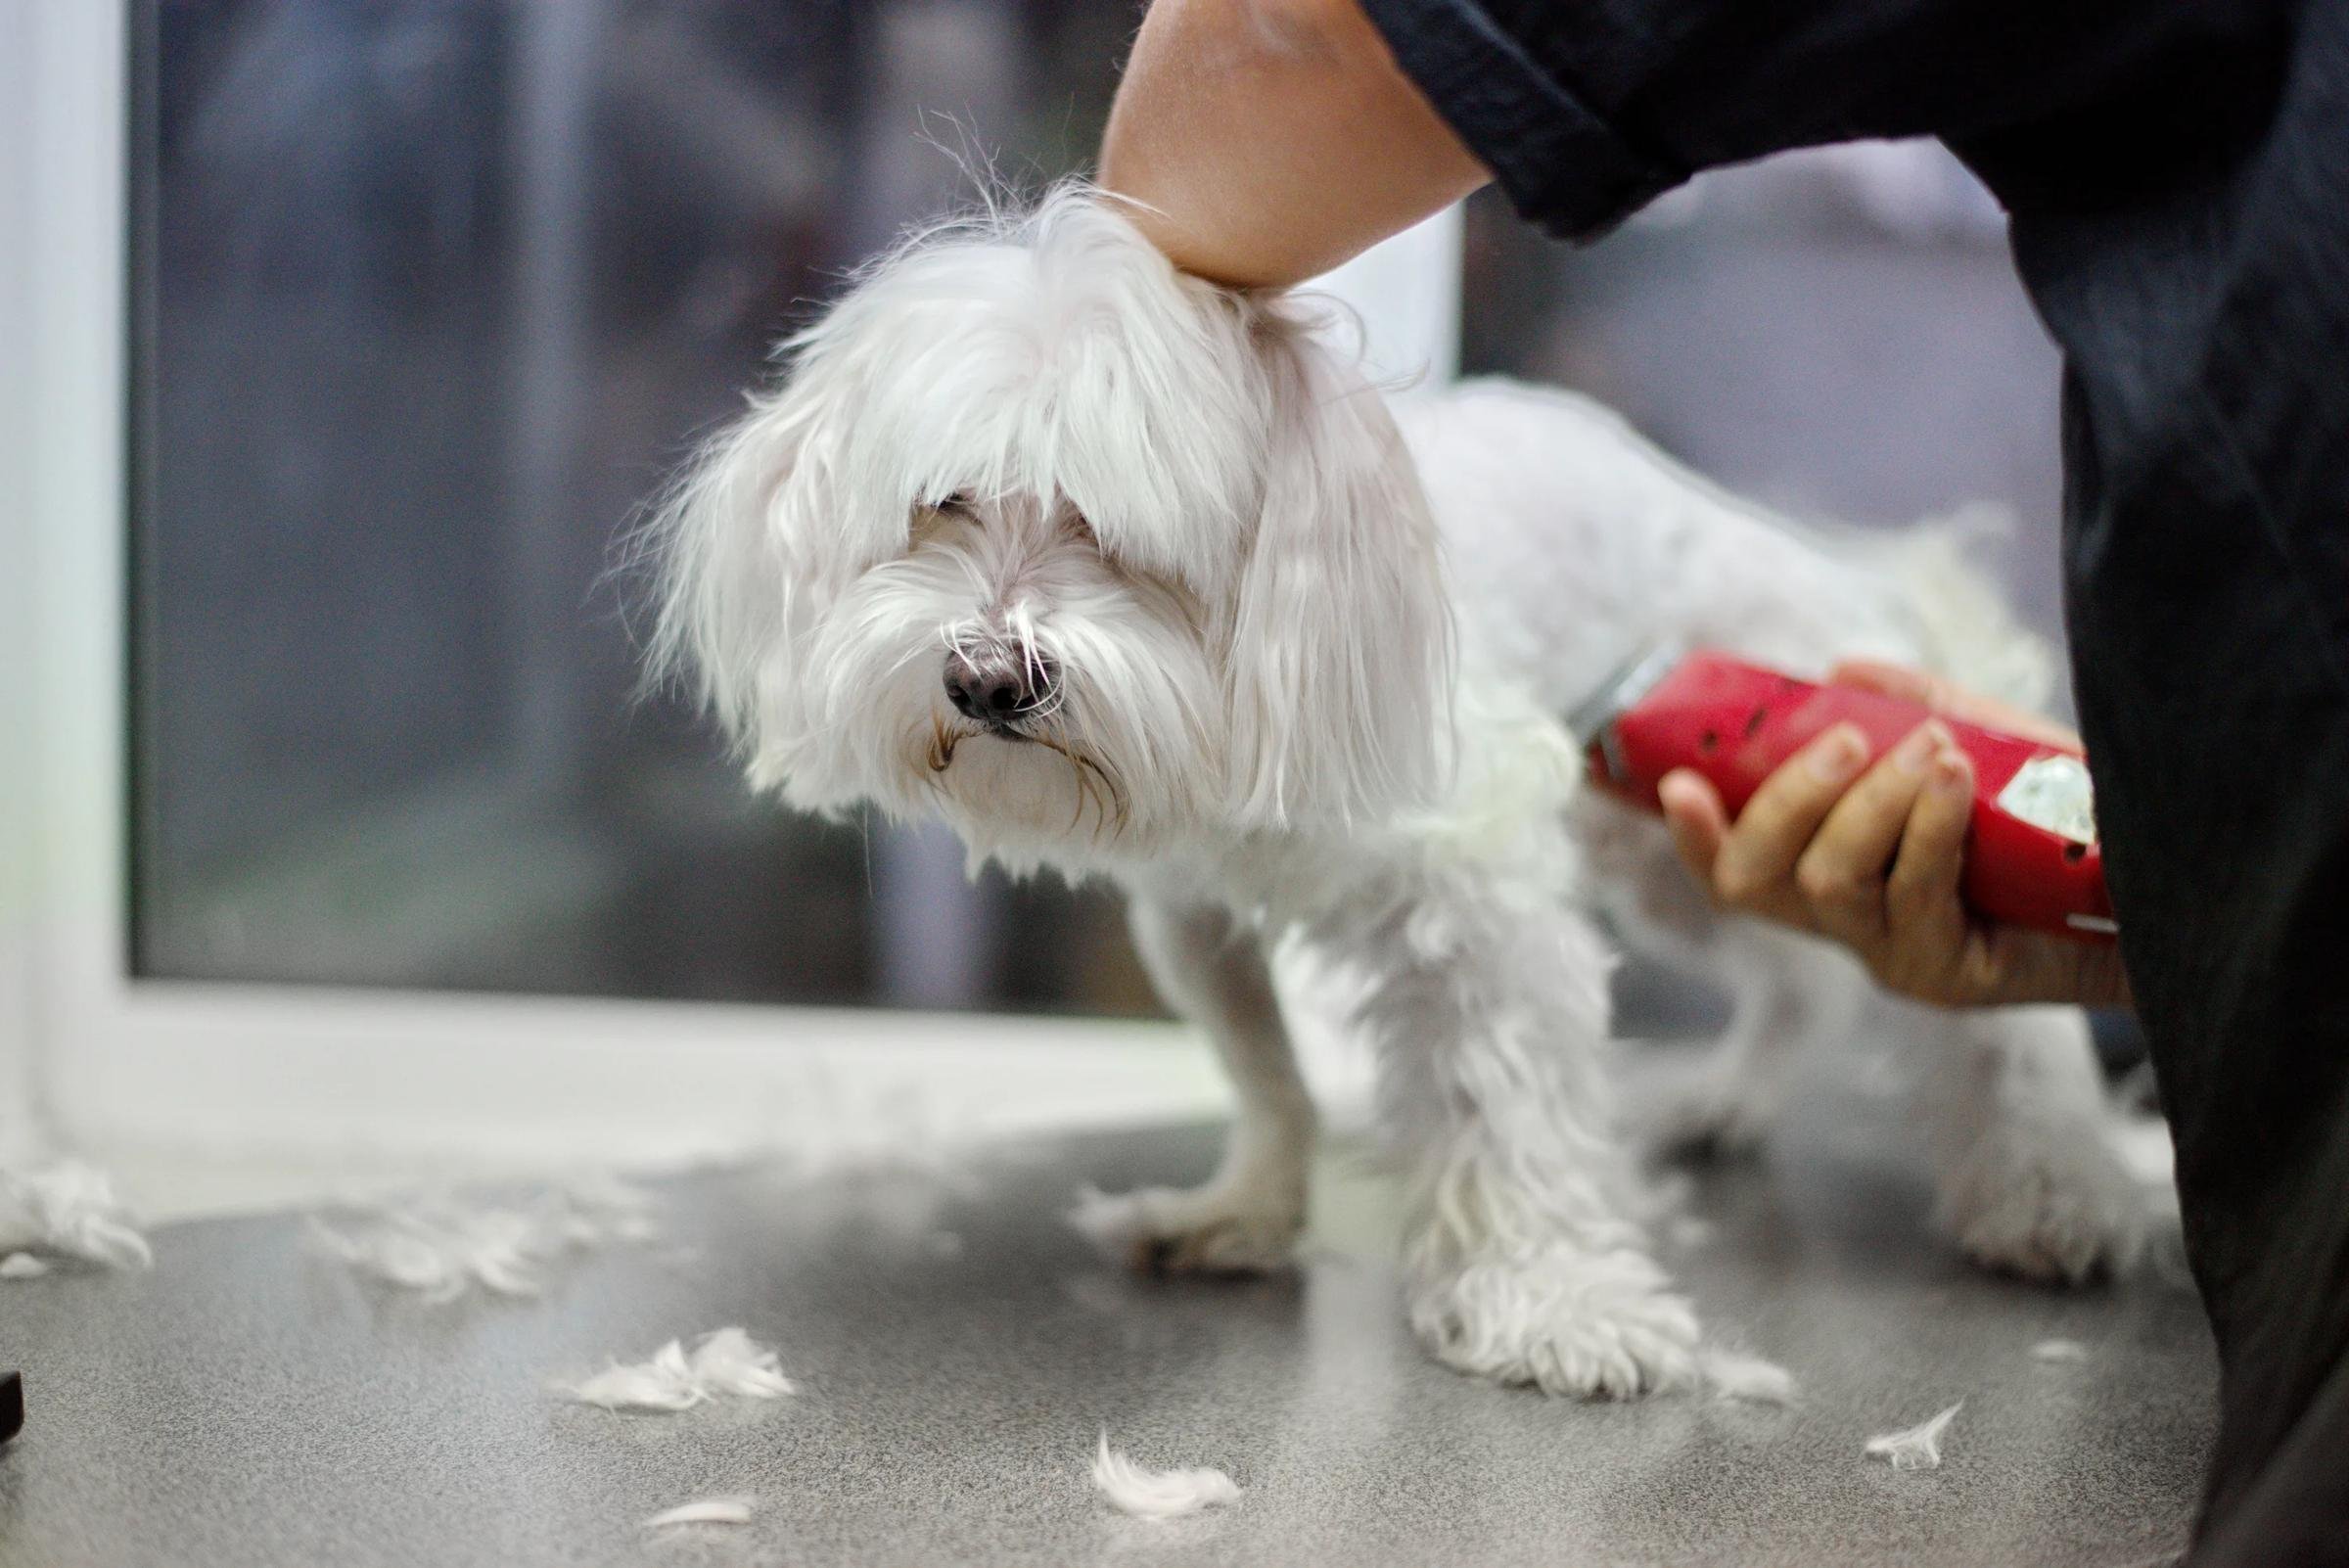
[1658,662,2133,1010]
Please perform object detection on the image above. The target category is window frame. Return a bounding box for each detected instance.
[6,0,1458,1166]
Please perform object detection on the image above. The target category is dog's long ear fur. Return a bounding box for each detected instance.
[644,382,833,788]
[1226,315,1454,826]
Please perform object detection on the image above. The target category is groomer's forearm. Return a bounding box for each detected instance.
[1101,0,1489,288]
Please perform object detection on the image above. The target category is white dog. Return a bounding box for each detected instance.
[648,188,2142,1400]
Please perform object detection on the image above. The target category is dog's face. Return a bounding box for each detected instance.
[649,191,1452,869]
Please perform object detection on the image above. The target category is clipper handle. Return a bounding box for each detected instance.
[1587,651,2115,941]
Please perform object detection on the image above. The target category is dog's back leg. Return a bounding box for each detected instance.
[1072,896,1314,1275]
[1649,922,1868,1162]
[1910,1001,2147,1284]
[1586,808,1866,1161]
[1591,809,2143,1282]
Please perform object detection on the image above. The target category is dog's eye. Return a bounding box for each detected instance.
[932,491,977,520]
[1066,510,1096,542]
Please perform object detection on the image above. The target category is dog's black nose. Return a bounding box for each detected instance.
[944,650,1054,723]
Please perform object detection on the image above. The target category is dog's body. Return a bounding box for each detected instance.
[652,192,2142,1401]
[1425,383,2138,1279]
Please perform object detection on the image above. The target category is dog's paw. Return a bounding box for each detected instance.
[1651,1077,1774,1165]
[1937,1123,2147,1285]
[1068,1181,1303,1276]
[1408,1248,1702,1399]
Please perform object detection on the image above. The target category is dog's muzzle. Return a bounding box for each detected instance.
[944,646,1058,733]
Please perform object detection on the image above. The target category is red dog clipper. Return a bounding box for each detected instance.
[1568,648,2116,941]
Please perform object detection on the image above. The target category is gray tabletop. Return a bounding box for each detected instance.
[0,1080,2210,1568]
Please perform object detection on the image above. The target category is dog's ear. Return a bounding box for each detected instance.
[1224,324,1453,826]
[645,382,837,786]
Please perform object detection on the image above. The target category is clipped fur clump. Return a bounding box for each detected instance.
[310,1176,656,1304]
[1066,1185,1152,1261]
[557,1327,796,1412]
[1698,1348,1798,1405]
[0,1162,154,1270]
[1090,1432,1241,1519]
[645,1498,755,1529]
[1865,1401,1963,1470]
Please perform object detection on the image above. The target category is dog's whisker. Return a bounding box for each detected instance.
[1021,727,1128,839]
[926,714,963,774]
[1023,730,1117,837]
[1066,751,1094,835]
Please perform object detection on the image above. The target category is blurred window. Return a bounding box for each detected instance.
[134,0,1154,1011]
[133,4,2058,1028]
[1460,142,2063,637]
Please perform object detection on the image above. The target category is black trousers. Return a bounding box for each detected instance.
[1358,0,2349,1554]
[2038,34,2349,1566]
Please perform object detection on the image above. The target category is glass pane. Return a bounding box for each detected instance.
[133,0,1156,1011]
[1462,143,2065,648]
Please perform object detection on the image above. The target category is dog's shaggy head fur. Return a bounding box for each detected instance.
[647,187,1452,870]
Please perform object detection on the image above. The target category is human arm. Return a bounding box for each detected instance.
[1098,0,1487,287]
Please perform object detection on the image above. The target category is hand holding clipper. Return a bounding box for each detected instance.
[1572,649,2115,941]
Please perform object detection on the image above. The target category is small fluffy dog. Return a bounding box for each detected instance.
[649,188,2142,1399]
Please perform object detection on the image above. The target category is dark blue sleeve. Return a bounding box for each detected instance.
[1355,0,2287,239]
[1353,0,1677,241]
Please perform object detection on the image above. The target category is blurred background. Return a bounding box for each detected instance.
[134,0,2065,1025]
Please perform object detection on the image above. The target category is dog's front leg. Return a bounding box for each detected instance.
[1352,875,1700,1398]
[1074,897,1314,1274]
